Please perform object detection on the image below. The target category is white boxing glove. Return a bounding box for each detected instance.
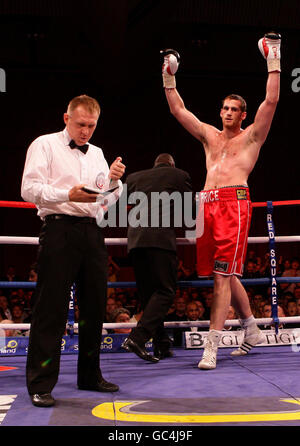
[258,32,281,73]
[160,49,180,88]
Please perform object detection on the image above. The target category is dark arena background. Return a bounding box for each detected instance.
[0,0,300,434]
[0,0,299,275]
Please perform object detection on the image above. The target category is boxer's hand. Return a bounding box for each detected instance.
[109,157,126,181]
[258,32,281,72]
[161,49,180,89]
[68,184,98,202]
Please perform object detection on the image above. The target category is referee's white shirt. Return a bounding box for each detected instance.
[21,128,122,220]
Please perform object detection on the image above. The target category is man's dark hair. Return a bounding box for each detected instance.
[222,94,247,112]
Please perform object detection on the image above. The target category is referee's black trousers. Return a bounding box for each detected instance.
[26,217,108,395]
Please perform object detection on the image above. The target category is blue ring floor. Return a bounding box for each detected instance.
[1,346,300,429]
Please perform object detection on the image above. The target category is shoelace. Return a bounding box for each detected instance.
[202,340,217,363]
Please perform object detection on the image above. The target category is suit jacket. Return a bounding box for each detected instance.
[126,163,194,252]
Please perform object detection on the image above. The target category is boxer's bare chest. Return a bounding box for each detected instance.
[203,130,252,188]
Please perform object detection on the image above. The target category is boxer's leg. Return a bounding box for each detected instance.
[230,276,264,356]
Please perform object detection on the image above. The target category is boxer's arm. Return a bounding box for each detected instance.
[250,72,280,145]
[161,49,209,144]
[250,33,281,145]
[165,88,208,143]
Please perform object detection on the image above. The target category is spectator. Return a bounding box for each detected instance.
[243,260,261,279]
[261,303,286,329]
[177,261,197,280]
[130,302,143,324]
[296,298,300,315]
[181,290,190,302]
[250,293,266,318]
[166,296,187,322]
[294,287,300,300]
[177,261,190,280]
[105,297,118,323]
[165,296,188,346]
[0,307,6,321]
[246,287,255,300]
[126,294,139,317]
[115,297,124,309]
[286,299,298,317]
[108,256,120,274]
[0,319,18,337]
[107,256,120,297]
[186,301,208,331]
[189,288,200,302]
[203,291,213,319]
[0,295,12,320]
[257,253,269,276]
[282,292,296,314]
[185,302,201,331]
[246,250,257,263]
[280,257,300,294]
[11,304,28,323]
[166,301,175,316]
[278,258,291,276]
[115,291,129,307]
[28,264,38,282]
[9,291,24,308]
[24,263,38,315]
[111,308,131,334]
[194,300,206,320]
[244,258,268,296]
[1,266,21,282]
[171,301,207,343]
[255,256,262,273]
[284,299,299,329]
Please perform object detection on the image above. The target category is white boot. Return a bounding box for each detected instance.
[198,329,222,370]
[231,316,265,356]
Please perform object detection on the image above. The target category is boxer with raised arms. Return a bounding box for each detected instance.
[161,33,281,369]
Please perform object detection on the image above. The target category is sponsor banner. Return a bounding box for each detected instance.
[0,334,153,357]
[185,328,300,349]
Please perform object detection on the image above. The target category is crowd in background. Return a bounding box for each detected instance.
[1,251,300,339]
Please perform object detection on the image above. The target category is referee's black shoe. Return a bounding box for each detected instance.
[122,338,159,363]
[30,393,55,407]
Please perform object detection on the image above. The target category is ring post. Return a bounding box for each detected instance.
[266,201,279,333]
[67,285,75,338]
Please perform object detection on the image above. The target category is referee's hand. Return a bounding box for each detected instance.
[68,184,98,202]
[109,157,126,181]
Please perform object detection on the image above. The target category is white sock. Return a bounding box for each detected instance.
[207,329,222,345]
[240,315,256,328]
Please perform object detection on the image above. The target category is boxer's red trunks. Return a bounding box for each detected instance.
[196,186,252,276]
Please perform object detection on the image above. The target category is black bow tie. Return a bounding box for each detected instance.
[69,139,89,154]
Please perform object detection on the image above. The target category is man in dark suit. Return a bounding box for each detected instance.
[122,153,194,362]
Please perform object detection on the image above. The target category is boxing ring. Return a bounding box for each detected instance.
[0,198,300,428]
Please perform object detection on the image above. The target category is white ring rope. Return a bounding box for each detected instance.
[1,227,299,331]
[0,235,300,245]
[1,317,300,331]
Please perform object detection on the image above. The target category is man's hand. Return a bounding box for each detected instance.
[161,49,180,89]
[109,157,126,181]
[68,184,99,202]
[258,32,281,72]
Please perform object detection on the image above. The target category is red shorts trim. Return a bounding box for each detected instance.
[196,187,252,277]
